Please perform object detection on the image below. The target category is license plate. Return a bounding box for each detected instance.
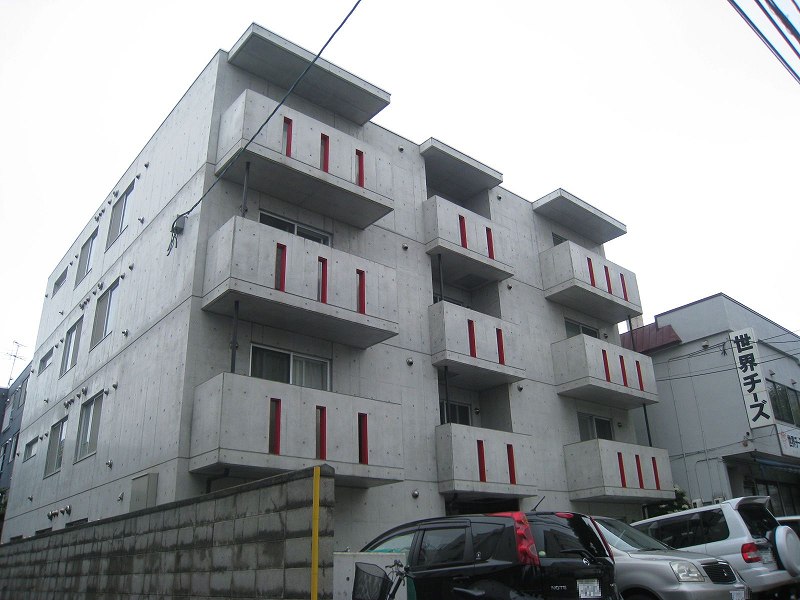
[578,579,602,598]
[731,591,745,600]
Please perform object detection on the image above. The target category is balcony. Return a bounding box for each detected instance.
[436,423,538,499]
[190,372,404,488]
[429,302,525,390]
[551,335,658,409]
[564,438,674,502]
[419,138,502,200]
[531,189,626,245]
[202,217,399,348]
[215,89,393,229]
[540,241,642,323]
[423,196,514,289]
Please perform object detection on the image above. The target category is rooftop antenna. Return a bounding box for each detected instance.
[4,341,26,386]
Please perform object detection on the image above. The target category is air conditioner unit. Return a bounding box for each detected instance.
[691,498,704,508]
[713,496,725,504]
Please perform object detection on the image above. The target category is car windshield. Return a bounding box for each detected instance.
[595,518,670,552]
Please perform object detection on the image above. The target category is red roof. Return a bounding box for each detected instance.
[621,323,682,354]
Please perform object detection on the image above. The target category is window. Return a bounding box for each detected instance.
[90,279,119,347]
[38,348,54,373]
[106,181,134,249]
[0,442,5,473]
[553,233,568,246]
[52,268,68,296]
[259,212,331,246]
[366,531,415,562]
[439,401,471,426]
[565,318,599,339]
[75,393,103,460]
[250,345,330,391]
[768,380,797,425]
[23,437,37,461]
[418,527,467,566]
[75,229,97,285]
[45,418,68,475]
[8,433,18,463]
[578,413,613,441]
[60,317,83,376]
[14,377,27,409]
[1,400,10,431]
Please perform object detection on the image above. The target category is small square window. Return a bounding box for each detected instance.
[39,348,54,374]
[23,437,38,461]
[52,268,68,296]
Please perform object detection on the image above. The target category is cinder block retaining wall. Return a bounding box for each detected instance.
[0,465,334,599]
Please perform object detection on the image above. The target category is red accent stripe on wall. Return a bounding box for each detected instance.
[619,355,629,387]
[604,265,613,294]
[507,444,517,484]
[269,398,281,455]
[468,320,477,358]
[356,269,366,314]
[477,440,486,482]
[617,452,627,487]
[602,349,611,382]
[587,257,596,287]
[358,413,368,464]
[275,243,287,291]
[652,457,661,490]
[316,406,327,460]
[636,360,645,391]
[496,329,505,365]
[283,117,293,157]
[636,454,644,488]
[459,215,468,248]
[320,134,329,172]
[486,227,495,259]
[355,150,365,187]
[620,273,629,301]
[318,257,328,303]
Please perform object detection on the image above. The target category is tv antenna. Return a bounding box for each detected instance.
[4,341,26,387]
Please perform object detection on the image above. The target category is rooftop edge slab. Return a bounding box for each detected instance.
[532,188,626,245]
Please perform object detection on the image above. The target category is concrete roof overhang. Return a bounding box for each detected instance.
[420,138,503,199]
[228,24,390,125]
[531,189,626,244]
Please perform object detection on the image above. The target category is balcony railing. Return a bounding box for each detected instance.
[429,302,525,390]
[202,216,399,348]
[564,438,674,502]
[423,196,514,289]
[540,241,642,324]
[436,423,538,499]
[551,334,658,409]
[190,372,404,487]
[215,89,394,229]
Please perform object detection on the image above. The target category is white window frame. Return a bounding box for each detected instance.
[90,279,119,348]
[45,418,68,476]
[8,432,19,464]
[578,412,614,442]
[106,181,134,250]
[60,317,83,376]
[38,347,54,374]
[75,229,97,286]
[1,400,10,432]
[52,267,68,296]
[249,344,330,391]
[75,393,103,461]
[259,211,331,246]
[23,437,37,461]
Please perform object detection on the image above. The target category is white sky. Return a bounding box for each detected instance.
[1,0,798,385]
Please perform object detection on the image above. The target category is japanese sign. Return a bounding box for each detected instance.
[778,422,800,458]
[729,328,773,428]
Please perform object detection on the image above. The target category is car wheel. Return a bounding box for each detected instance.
[774,525,800,577]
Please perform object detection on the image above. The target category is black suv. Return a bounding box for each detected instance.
[361,510,618,600]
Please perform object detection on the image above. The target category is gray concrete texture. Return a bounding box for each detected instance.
[0,466,334,599]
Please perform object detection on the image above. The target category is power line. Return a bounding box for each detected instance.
[167,0,365,254]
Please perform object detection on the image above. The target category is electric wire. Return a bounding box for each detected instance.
[166,0,364,255]
[755,0,800,61]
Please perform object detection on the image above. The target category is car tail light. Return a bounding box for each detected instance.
[496,511,539,566]
[741,542,762,563]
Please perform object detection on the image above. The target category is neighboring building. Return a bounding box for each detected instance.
[2,24,672,547]
[623,294,800,515]
[0,364,31,537]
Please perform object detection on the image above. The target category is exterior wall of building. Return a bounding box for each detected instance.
[0,365,31,538]
[3,25,671,549]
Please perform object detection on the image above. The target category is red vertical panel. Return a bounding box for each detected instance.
[358,413,368,464]
[477,440,486,482]
[283,117,293,157]
[652,457,661,490]
[468,320,477,358]
[320,134,330,172]
[269,398,281,455]
[587,257,596,287]
[617,452,627,487]
[636,454,644,488]
[604,265,613,294]
[496,328,505,365]
[356,150,365,187]
[275,243,287,291]
[356,269,366,314]
[620,273,629,301]
[636,360,645,391]
[316,406,327,460]
[318,257,328,303]
[506,444,517,485]
[602,349,611,382]
[619,355,629,387]
[486,227,495,259]
[459,215,468,248]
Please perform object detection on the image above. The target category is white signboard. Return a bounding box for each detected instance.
[777,422,800,458]
[729,328,773,428]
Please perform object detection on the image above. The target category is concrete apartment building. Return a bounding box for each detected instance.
[2,24,673,548]
[1,365,30,537]
[624,294,800,514]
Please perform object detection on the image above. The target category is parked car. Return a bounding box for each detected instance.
[361,510,618,599]
[594,516,749,600]
[632,497,800,599]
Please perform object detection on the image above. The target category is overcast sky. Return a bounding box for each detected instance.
[1,0,798,384]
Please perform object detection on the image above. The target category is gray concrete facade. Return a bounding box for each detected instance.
[3,23,671,550]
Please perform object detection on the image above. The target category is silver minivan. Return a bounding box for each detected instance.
[594,516,749,600]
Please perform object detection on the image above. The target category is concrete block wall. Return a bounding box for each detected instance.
[0,465,334,599]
